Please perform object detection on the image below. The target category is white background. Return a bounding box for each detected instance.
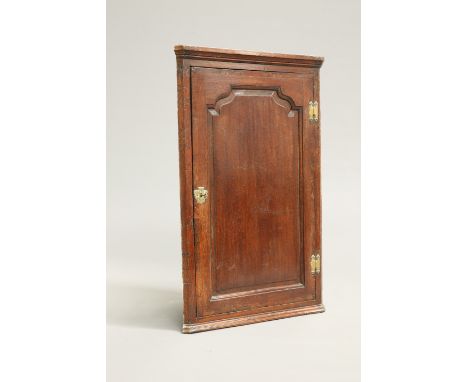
[107,0,359,381]
[0,0,467,381]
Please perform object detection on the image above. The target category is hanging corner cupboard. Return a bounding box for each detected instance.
[174,46,324,333]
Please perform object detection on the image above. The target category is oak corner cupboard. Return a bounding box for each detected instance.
[174,45,324,333]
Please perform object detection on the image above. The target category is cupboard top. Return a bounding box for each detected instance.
[174,45,324,68]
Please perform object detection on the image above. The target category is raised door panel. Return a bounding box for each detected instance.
[210,89,302,294]
[191,68,320,319]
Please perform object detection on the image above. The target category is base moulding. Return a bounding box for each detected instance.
[182,303,325,334]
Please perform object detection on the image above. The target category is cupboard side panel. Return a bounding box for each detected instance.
[177,58,196,324]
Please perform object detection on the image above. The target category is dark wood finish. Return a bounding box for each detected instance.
[175,46,324,333]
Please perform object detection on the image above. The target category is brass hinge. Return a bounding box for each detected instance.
[310,253,321,275]
[308,100,319,122]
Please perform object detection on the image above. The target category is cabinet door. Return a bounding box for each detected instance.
[191,67,321,319]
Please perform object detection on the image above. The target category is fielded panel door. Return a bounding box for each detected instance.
[192,68,320,315]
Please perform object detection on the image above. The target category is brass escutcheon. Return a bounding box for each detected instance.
[193,187,208,204]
